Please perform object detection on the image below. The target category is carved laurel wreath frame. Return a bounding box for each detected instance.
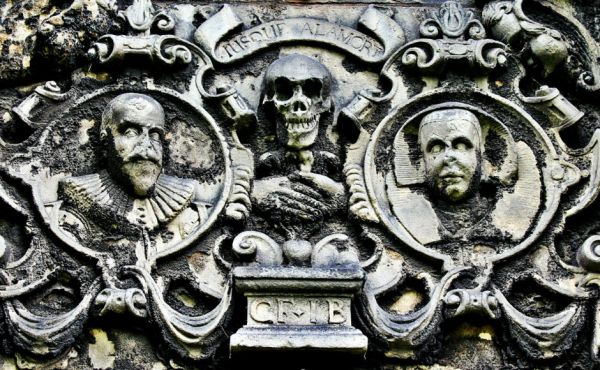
[0,0,600,367]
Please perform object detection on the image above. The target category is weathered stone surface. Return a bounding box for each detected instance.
[0,0,599,369]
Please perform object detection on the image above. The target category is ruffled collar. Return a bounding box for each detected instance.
[60,171,196,232]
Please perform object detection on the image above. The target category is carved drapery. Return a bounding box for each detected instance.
[0,0,599,368]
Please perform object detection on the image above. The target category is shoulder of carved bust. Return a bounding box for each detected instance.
[168,201,211,240]
[191,194,213,219]
[155,173,198,206]
[58,172,111,212]
[166,181,214,239]
[56,204,92,242]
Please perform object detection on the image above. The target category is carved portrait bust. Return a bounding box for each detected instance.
[419,108,483,203]
[101,93,166,199]
[384,106,542,252]
[54,93,218,257]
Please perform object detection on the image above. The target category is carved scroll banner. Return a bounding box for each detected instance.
[195,5,405,64]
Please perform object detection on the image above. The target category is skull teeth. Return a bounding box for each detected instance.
[284,116,318,132]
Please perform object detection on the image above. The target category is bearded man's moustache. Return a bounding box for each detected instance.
[125,153,161,164]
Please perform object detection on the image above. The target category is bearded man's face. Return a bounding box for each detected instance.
[105,96,165,197]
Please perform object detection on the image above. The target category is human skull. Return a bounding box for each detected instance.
[263,54,332,150]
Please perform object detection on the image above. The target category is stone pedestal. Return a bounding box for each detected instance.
[230,266,368,355]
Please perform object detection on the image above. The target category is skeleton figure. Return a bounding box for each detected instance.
[262,53,332,170]
[252,54,344,242]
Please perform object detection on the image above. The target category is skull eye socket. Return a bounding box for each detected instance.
[303,78,323,100]
[274,77,294,100]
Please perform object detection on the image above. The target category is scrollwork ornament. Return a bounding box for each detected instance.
[578,236,600,274]
[157,41,193,65]
[118,0,175,35]
[0,0,258,363]
[341,0,600,364]
[400,40,443,72]
[419,1,486,40]
[1,0,600,367]
[387,1,508,79]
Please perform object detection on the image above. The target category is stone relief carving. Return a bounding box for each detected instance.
[341,0,596,365]
[253,54,346,245]
[0,0,599,368]
[51,93,219,262]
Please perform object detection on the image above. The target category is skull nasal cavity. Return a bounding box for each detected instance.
[293,100,307,113]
